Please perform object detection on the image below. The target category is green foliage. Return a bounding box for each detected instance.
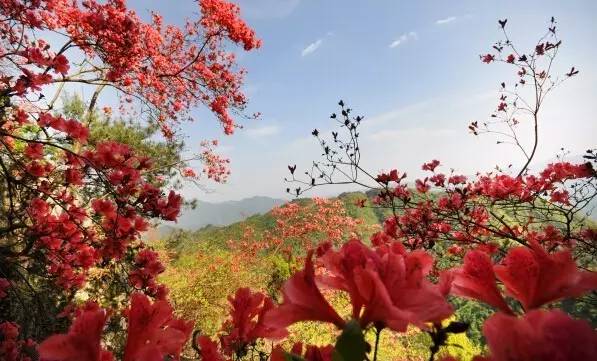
[166,212,277,256]
[333,321,367,361]
[155,191,489,360]
[451,299,494,346]
[159,238,280,335]
[439,330,483,361]
[61,93,186,186]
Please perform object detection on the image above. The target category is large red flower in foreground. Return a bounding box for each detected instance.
[220,288,287,355]
[196,336,225,361]
[483,310,597,361]
[265,240,452,333]
[448,250,512,314]
[494,241,597,310]
[39,294,193,361]
[123,293,194,361]
[318,240,410,330]
[38,307,113,361]
[319,240,452,330]
[263,251,346,330]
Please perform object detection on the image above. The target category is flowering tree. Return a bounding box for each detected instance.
[227,198,362,262]
[274,17,597,360]
[287,18,596,259]
[0,0,260,359]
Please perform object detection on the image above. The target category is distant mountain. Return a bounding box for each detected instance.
[144,196,286,241]
[160,191,381,254]
[172,196,286,230]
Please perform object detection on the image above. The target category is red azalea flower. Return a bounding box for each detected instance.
[494,241,597,310]
[381,250,453,327]
[422,159,440,172]
[318,240,452,331]
[123,293,193,361]
[483,310,597,361]
[448,250,512,314]
[220,288,287,355]
[196,336,225,361]
[38,307,112,361]
[415,179,430,193]
[481,54,495,63]
[52,54,70,75]
[24,142,44,159]
[25,160,50,177]
[549,189,570,204]
[263,250,345,330]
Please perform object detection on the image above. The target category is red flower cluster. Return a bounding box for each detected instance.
[2,0,260,137]
[38,113,89,143]
[38,293,193,361]
[0,322,36,361]
[265,240,453,333]
[200,0,262,51]
[200,139,231,183]
[368,160,595,252]
[219,288,287,356]
[129,249,168,299]
[448,239,597,312]
[483,310,597,361]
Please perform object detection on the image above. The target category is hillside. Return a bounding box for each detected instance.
[176,196,287,229]
[144,196,287,241]
[163,191,383,254]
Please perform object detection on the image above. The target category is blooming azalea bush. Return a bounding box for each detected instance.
[227,197,363,261]
[0,0,260,358]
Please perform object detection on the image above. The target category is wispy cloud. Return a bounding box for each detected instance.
[435,16,457,25]
[245,125,280,138]
[388,31,418,48]
[301,39,323,56]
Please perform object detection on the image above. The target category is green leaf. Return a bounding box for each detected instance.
[332,320,368,361]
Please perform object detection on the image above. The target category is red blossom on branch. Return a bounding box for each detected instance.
[494,240,597,310]
[483,310,597,361]
[220,288,287,356]
[38,307,112,361]
[263,250,346,330]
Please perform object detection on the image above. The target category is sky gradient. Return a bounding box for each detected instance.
[129,0,597,202]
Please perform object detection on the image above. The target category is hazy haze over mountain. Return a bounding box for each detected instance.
[172,196,286,230]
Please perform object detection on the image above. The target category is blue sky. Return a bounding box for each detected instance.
[128,0,597,202]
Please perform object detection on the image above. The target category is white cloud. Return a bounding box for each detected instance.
[435,16,457,25]
[245,125,280,138]
[388,32,418,48]
[301,39,323,56]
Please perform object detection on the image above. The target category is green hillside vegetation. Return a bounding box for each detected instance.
[157,191,484,360]
[157,190,595,360]
[164,191,384,256]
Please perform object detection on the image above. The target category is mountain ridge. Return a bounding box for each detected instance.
[143,195,287,241]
